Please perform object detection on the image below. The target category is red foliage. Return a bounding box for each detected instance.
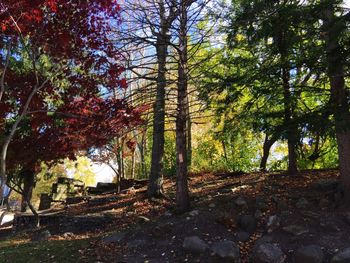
[0,1,144,171]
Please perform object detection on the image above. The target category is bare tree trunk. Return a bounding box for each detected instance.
[176,0,190,212]
[131,149,136,179]
[186,96,192,169]
[222,140,228,164]
[138,129,147,178]
[260,134,277,172]
[323,4,350,201]
[147,24,170,198]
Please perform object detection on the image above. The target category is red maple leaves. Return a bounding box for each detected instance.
[0,1,144,171]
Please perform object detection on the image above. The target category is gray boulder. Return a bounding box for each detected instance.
[239,214,257,233]
[235,196,248,207]
[343,212,350,225]
[252,243,286,263]
[295,245,324,263]
[331,247,350,263]
[102,231,127,244]
[296,197,310,209]
[183,236,208,254]
[31,230,51,242]
[282,225,309,236]
[211,240,240,262]
[235,231,250,242]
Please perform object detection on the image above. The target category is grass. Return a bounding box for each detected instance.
[0,237,93,263]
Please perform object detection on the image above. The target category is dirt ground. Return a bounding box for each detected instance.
[3,169,350,263]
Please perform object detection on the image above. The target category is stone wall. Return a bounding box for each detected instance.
[13,213,114,234]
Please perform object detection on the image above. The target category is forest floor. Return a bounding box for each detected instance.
[0,169,350,263]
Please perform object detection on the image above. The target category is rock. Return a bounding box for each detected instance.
[252,243,286,263]
[209,203,216,208]
[295,245,324,263]
[280,210,291,218]
[189,210,199,217]
[331,247,350,263]
[255,210,263,218]
[319,198,331,208]
[31,230,51,242]
[183,236,208,254]
[164,211,172,217]
[63,232,75,238]
[301,211,320,220]
[276,200,288,211]
[102,231,127,244]
[282,225,309,236]
[296,197,310,209]
[254,236,274,247]
[235,231,250,242]
[256,197,267,210]
[235,196,248,207]
[266,215,280,233]
[343,212,350,225]
[239,214,256,233]
[211,240,240,262]
[320,219,341,232]
[127,239,147,248]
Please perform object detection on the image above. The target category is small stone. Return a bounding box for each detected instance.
[235,196,247,207]
[183,236,208,254]
[209,203,216,208]
[164,211,172,217]
[189,210,199,217]
[127,239,147,248]
[301,211,320,220]
[276,200,288,211]
[235,231,250,242]
[331,247,350,263]
[31,230,51,242]
[343,212,350,225]
[102,231,127,244]
[252,243,286,263]
[319,198,331,208]
[295,245,324,263]
[266,215,280,233]
[255,210,263,218]
[296,197,309,209]
[211,240,240,262]
[239,214,256,233]
[320,219,341,232]
[282,225,309,236]
[256,197,267,210]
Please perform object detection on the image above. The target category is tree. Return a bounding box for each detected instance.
[320,0,350,199]
[118,0,179,197]
[0,0,143,213]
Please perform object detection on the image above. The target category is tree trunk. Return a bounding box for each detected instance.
[186,95,192,170]
[131,149,136,179]
[175,0,190,213]
[323,4,350,200]
[20,169,35,213]
[260,134,277,172]
[147,28,170,198]
[275,19,298,175]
